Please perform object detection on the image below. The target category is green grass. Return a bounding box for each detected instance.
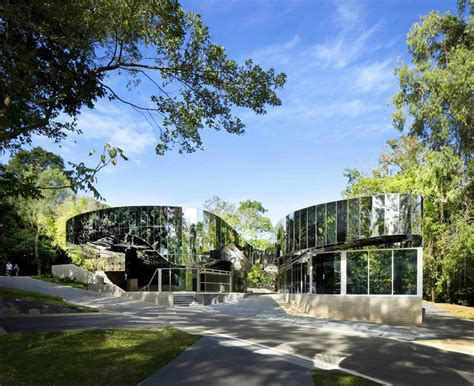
[424,301,474,320]
[312,369,380,386]
[32,275,88,289]
[0,328,200,386]
[0,285,83,310]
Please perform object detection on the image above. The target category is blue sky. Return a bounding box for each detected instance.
[26,0,455,224]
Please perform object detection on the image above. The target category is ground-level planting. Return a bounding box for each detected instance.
[312,369,380,385]
[0,328,200,386]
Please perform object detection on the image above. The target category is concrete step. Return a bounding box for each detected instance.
[174,295,201,307]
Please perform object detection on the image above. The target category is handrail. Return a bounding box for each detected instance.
[139,268,160,291]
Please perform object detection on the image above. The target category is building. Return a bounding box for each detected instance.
[274,193,423,325]
[66,194,423,325]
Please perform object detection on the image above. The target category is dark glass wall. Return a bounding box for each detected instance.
[67,206,249,267]
[275,194,422,256]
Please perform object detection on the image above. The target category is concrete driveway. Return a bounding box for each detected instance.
[1,277,473,385]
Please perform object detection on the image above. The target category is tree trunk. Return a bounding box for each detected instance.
[34,227,41,276]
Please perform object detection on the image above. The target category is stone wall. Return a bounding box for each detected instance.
[279,293,423,326]
[52,264,104,285]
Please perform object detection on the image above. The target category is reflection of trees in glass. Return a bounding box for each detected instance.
[313,253,341,294]
[372,195,385,237]
[369,250,392,294]
[360,196,372,238]
[288,214,294,252]
[316,205,325,247]
[347,251,368,294]
[394,250,417,294]
[307,206,315,248]
[294,210,300,251]
[348,198,360,241]
[300,208,307,249]
[384,194,399,235]
[326,202,336,245]
[337,200,347,243]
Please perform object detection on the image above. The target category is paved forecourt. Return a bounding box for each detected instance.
[1,277,473,386]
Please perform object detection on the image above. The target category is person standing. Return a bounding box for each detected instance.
[13,264,20,276]
[5,262,13,276]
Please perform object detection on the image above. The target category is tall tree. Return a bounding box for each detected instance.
[1,0,286,155]
[344,136,473,304]
[204,196,273,250]
[391,3,473,158]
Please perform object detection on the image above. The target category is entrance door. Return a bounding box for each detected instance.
[313,253,341,294]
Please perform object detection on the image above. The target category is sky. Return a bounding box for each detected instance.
[22,0,456,224]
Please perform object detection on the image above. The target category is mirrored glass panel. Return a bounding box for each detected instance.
[300,208,308,250]
[347,198,360,241]
[372,195,385,237]
[347,251,368,294]
[307,206,316,248]
[337,200,347,243]
[295,210,300,251]
[393,250,417,295]
[326,202,336,245]
[384,194,399,235]
[316,204,326,247]
[360,196,372,238]
[369,250,392,294]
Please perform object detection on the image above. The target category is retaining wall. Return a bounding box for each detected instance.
[279,293,422,326]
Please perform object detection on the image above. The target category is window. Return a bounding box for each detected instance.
[337,200,347,243]
[360,196,372,238]
[384,194,399,235]
[326,202,336,245]
[313,253,341,294]
[300,208,307,250]
[347,251,368,294]
[369,250,392,294]
[348,198,360,241]
[316,204,326,247]
[295,210,300,251]
[372,195,385,237]
[307,206,316,248]
[394,250,417,294]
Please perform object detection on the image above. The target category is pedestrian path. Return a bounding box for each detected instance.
[1,277,473,386]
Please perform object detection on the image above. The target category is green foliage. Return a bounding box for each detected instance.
[0,147,106,275]
[391,6,473,157]
[1,0,286,156]
[344,135,473,305]
[204,196,273,249]
[247,264,273,286]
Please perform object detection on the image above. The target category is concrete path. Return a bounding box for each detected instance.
[1,277,473,385]
[140,336,314,386]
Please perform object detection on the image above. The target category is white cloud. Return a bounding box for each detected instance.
[77,103,157,156]
[354,59,395,92]
[311,2,380,68]
[247,34,301,66]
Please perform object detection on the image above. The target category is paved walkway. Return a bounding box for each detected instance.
[1,277,473,385]
[140,336,314,386]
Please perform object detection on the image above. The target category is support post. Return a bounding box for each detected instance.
[197,268,201,293]
[158,269,162,292]
[341,251,347,295]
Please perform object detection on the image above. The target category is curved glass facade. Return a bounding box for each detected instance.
[276,194,423,297]
[274,194,422,259]
[66,206,253,266]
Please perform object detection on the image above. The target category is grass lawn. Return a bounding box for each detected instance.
[0,328,200,386]
[32,275,88,289]
[312,369,380,386]
[0,286,72,306]
[425,301,474,320]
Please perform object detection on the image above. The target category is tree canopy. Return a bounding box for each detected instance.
[1,0,286,155]
[391,5,473,158]
[203,196,273,250]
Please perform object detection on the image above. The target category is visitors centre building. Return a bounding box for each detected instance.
[66,193,423,325]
